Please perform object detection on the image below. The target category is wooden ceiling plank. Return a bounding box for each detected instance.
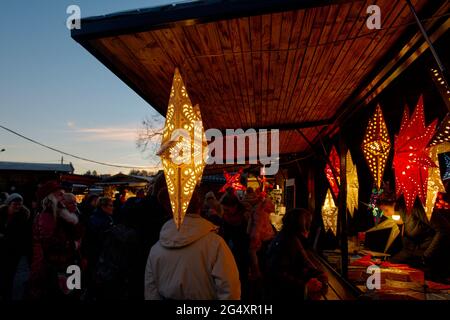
[277,10,306,126]
[273,11,295,126]
[99,36,169,105]
[180,25,230,128]
[301,3,352,122]
[250,15,263,127]
[301,5,341,123]
[261,14,272,126]
[195,23,237,127]
[303,0,368,121]
[321,0,406,120]
[290,6,329,123]
[283,8,316,124]
[304,2,353,121]
[212,23,243,129]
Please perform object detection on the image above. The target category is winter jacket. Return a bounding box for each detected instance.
[144,214,241,300]
[0,205,31,260]
[0,205,31,300]
[83,209,114,267]
[30,207,82,299]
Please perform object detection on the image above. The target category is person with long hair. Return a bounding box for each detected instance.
[265,208,328,300]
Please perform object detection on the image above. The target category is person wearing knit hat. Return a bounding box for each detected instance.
[5,193,24,206]
[0,192,31,300]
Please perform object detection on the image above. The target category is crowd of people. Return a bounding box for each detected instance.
[0,172,329,301]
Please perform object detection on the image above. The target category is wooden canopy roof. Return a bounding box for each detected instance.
[72,0,447,156]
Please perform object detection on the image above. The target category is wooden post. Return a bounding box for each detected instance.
[339,133,348,279]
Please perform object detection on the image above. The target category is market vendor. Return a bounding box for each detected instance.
[385,194,450,282]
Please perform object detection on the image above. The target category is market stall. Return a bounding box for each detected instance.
[72,0,450,300]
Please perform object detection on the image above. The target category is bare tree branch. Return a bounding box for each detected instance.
[136,114,164,167]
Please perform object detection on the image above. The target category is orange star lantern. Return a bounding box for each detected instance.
[362,105,391,190]
[425,142,449,221]
[393,96,437,213]
[322,189,338,236]
[158,68,207,230]
[346,150,359,217]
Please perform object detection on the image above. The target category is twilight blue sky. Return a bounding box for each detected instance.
[0,0,189,174]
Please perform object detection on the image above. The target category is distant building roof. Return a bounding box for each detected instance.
[96,173,151,187]
[0,161,74,173]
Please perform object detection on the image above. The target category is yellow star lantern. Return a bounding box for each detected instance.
[346,151,359,217]
[425,142,450,222]
[362,105,391,189]
[322,189,338,236]
[158,68,208,230]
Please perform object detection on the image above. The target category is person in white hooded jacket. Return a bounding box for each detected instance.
[144,188,241,300]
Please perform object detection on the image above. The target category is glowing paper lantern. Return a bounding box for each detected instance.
[325,146,340,198]
[362,105,391,190]
[220,168,246,193]
[322,189,338,236]
[158,68,207,229]
[346,151,359,217]
[425,142,449,221]
[257,168,273,198]
[393,96,438,213]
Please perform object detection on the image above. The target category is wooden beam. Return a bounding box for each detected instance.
[214,118,332,131]
[72,0,353,41]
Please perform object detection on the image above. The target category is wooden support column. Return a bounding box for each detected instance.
[338,134,348,279]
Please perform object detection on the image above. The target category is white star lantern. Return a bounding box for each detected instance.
[158,68,208,230]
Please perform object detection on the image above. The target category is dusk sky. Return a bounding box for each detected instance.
[0,1,188,175]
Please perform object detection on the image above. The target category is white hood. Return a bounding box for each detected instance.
[159,214,218,248]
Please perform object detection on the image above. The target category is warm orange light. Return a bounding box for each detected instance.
[158,68,207,229]
[362,105,391,189]
[346,150,359,217]
[322,189,338,236]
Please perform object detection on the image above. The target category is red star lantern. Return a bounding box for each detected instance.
[435,192,450,210]
[393,96,438,213]
[362,105,391,190]
[220,168,246,193]
[325,146,340,199]
[257,173,273,198]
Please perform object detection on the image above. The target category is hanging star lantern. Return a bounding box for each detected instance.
[346,150,359,217]
[257,167,273,198]
[220,168,246,193]
[325,146,340,198]
[393,96,438,213]
[158,68,207,230]
[322,189,338,236]
[425,142,449,221]
[362,105,391,190]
